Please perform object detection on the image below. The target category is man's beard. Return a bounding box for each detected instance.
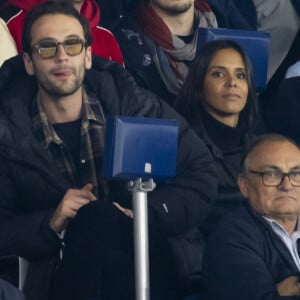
[39,77,83,99]
[34,62,85,99]
[151,1,193,16]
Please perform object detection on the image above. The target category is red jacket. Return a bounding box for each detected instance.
[4,0,124,65]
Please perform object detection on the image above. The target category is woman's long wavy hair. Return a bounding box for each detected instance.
[174,39,259,128]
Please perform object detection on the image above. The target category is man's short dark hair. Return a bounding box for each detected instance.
[240,133,300,172]
[22,1,93,54]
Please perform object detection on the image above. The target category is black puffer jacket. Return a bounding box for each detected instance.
[0,55,217,299]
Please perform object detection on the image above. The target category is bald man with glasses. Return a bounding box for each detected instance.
[203,133,300,300]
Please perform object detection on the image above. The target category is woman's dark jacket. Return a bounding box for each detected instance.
[0,55,217,299]
[190,115,254,235]
[203,204,300,300]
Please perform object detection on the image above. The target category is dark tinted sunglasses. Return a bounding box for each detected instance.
[32,38,87,59]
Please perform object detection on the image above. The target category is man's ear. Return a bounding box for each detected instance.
[85,46,92,70]
[23,52,35,75]
[238,175,249,199]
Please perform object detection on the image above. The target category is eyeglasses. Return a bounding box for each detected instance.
[31,38,86,59]
[248,169,300,187]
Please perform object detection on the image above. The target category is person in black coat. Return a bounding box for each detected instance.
[231,0,300,115]
[264,68,300,145]
[0,2,217,300]
[175,39,261,235]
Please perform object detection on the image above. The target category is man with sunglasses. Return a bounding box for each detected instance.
[203,133,300,300]
[0,1,217,300]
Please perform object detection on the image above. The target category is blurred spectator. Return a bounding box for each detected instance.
[233,0,300,83]
[264,60,300,145]
[0,17,17,66]
[175,39,261,235]
[113,0,252,106]
[0,0,124,64]
[232,0,300,118]
[205,0,256,30]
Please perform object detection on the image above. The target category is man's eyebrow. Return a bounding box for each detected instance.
[36,34,82,42]
[34,37,54,42]
[65,34,82,39]
[250,165,278,170]
[257,165,300,171]
[290,166,300,171]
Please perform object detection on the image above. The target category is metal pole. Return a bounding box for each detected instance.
[129,178,156,300]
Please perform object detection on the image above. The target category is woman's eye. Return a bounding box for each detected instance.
[212,71,223,78]
[237,72,246,79]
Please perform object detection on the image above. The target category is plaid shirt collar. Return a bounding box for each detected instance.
[32,89,105,147]
[31,88,106,199]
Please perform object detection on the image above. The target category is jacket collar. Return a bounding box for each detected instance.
[248,205,300,273]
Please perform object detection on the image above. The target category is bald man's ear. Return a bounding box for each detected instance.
[23,53,35,76]
[238,174,249,199]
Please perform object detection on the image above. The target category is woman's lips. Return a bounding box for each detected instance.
[222,93,241,100]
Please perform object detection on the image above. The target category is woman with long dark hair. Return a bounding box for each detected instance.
[175,39,262,235]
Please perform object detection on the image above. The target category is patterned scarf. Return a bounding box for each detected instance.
[138,0,218,95]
